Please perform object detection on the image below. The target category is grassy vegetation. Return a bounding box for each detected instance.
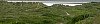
[0,1,99,24]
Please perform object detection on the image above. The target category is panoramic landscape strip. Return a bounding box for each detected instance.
[0,0,99,24]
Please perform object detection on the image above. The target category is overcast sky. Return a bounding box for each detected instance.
[5,0,100,2]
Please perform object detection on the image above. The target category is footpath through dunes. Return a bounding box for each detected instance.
[0,1,99,24]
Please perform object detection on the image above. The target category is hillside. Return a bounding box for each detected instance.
[0,1,99,24]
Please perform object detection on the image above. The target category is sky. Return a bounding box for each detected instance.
[5,0,100,2]
[5,0,100,6]
[43,3,82,6]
